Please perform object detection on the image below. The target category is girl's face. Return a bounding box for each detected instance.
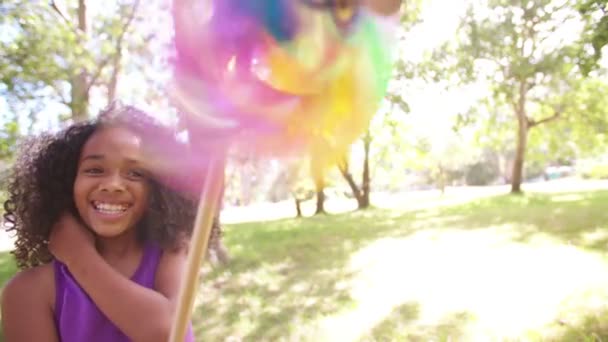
[73,126,150,239]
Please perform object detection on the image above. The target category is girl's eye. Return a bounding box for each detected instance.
[127,169,147,180]
[83,167,103,175]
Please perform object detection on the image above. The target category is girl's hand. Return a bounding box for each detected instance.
[49,212,96,267]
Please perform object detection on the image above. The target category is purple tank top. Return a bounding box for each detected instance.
[53,243,195,342]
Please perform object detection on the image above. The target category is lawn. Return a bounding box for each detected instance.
[0,251,17,342]
[194,190,608,341]
[1,189,608,341]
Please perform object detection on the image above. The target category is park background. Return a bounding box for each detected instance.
[1,0,608,340]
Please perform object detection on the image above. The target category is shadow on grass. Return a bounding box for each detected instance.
[190,206,462,339]
[393,190,608,253]
[193,214,380,340]
[192,189,608,340]
[539,309,608,341]
[359,303,473,342]
[560,314,608,341]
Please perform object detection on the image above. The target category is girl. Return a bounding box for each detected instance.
[1,103,198,341]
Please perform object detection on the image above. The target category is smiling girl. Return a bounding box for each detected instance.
[1,103,197,342]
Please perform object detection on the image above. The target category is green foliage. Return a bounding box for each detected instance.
[456,0,582,108]
[280,159,316,202]
[581,164,608,179]
[431,0,608,190]
[528,77,608,159]
[0,0,163,161]
[0,121,18,160]
[577,0,608,75]
[465,149,501,186]
[0,1,80,116]
[0,0,161,115]
[465,162,496,186]
[407,129,481,189]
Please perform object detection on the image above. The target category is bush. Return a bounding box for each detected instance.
[581,164,608,179]
[465,162,499,186]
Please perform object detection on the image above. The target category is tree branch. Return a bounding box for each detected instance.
[84,56,113,94]
[50,80,70,106]
[50,0,71,25]
[49,0,84,38]
[336,154,349,174]
[510,98,519,118]
[528,106,562,128]
[85,0,141,94]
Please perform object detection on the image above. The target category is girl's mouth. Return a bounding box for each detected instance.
[91,201,131,215]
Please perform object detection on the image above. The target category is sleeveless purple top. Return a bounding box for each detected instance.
[53,244,195,341]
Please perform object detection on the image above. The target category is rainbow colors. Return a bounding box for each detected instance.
[170,0,398,159]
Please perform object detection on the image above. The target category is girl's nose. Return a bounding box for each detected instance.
[99,172,126,192]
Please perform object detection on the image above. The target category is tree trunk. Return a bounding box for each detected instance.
[511,81,529,194]
[511,115,528,193]
[312,164,326,215]
[360,132,371,209]
[107,46,122,104]
[107,1,140,105]
[315,189,325,215]
[70,0,89,121]
[294,197,303,218]
[207,215,230,266]
[338,162,364,209]
[206,166,230,266]
[438,165,446,195]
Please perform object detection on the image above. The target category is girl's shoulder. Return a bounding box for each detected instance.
[1,262,56,340]
[1,262,55,309]
[1,263,61,340]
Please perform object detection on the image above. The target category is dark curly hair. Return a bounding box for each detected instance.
[3,103,198,269]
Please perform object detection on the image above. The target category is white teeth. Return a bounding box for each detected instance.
[93,202,129,213]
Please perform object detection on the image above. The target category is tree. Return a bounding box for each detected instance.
[441,0,588,193]
[0,0,146,123]
[333,0,425,207]
[528,76,608,160]
[276,159,315,218]
[578,0,608,74]
[337,127,380,209]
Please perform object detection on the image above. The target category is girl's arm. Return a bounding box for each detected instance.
[1,265,59,342]
[68,247,187,342]
[49,214,187,342]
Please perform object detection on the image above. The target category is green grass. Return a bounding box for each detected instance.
[194,190,608,341]
[0,251,17,342]
[2,190,608,340]
[0,252,16,289]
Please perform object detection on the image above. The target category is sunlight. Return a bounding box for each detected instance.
[313,228,608,341]
[550,194,586,203]
[580,228,608,246]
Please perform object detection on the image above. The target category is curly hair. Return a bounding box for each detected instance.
[3,103,198,269]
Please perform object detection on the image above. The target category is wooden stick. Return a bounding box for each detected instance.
[169,156,226,342]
